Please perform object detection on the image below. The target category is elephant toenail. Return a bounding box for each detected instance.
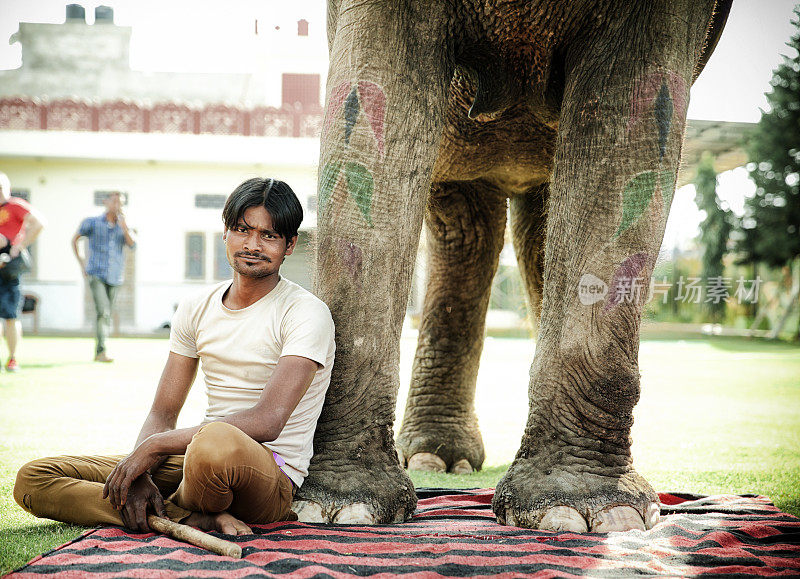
[292,500,325,523]
[333,503,376,524]
[407,453,446,472]
[539,506,588,532]
[591,506,645,532]
[644,502,660,529]
[449,459,473,474]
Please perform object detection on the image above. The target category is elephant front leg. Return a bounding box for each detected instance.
[397,181,507,474]
[493,4,714,531]
[294,2,450,524]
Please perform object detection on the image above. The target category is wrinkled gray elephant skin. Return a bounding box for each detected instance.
[294,0,732,530]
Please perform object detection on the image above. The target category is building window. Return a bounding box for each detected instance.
[195,194,226,209]
[11,189,30,201]
[297,19,309,36]
[282,73,321,109]
[214,234,232,280]
[94,190,128,205]
[185,232,205,279]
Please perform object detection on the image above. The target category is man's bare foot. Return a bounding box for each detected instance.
[184,511,252,535]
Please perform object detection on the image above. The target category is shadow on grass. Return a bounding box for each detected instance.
[704,336,800,353]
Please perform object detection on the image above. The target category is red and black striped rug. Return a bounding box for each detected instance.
[9,488,800,577]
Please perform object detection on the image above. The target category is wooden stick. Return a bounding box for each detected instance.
[147,515,242,559]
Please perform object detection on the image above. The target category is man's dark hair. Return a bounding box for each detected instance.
[222,178,303,239]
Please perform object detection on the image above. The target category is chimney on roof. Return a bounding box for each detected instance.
[65,4,86,22]
[95,6,114,24]
[297,19,309,36]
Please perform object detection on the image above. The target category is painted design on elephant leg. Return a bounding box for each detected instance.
[627,70,688,141]
[614,171,657,239]
[344,163,374,226]
[337,239,363,285]
[319,80,386,227]
[357,81,386,159]
[654,80,673,159]
[603,252,651,311]
[343,87,360,144]
[660,169,676,209]
[614,168,677,239]
[319,159,375,226]
[322,81,351,137]
[319,160,343,215]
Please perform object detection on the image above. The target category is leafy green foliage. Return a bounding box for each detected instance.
[694,152,733,321]
[738,8,800,268]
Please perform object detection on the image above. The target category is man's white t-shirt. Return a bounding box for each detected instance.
[169,277,335,487]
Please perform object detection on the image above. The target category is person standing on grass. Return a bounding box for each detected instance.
[71,192,136,363]
[15,177,335,535]
[0,172,46,372]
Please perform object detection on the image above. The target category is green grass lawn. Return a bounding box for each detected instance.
[1,334,799,574]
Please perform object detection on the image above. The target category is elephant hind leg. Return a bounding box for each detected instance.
[397,180,507,474]
[510,185,548,334]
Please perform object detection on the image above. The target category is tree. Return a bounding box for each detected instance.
[694,152,732,322]
[737,7,800,337]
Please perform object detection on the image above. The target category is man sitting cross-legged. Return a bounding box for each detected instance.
[14,178,335,534]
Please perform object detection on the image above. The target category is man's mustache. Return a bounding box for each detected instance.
[234,251,270,261]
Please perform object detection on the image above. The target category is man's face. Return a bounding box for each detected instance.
[224,206,296,280]
[105,193,122,214]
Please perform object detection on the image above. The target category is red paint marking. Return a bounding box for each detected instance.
[357,81,386,158]
[322,81,351,137]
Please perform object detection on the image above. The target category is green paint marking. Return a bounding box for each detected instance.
[319,161,343,215]
[614,171,657,239]
[345,162,374,227]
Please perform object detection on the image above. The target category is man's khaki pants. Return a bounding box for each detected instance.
[14,422,295,527]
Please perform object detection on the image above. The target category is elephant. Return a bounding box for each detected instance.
[294,0,732,531]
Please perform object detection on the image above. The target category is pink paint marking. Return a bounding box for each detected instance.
[357,81,386,159]
[665,71,688,122]
[337,238,363,285]
[323,81,351,137]
[603,252,650,311]
[627,71,688,134]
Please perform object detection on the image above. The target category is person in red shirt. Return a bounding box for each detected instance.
[0,172,46,372]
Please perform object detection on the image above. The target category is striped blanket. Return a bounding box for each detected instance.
[9,488,800,577]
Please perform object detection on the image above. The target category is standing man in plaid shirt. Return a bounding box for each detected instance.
[72,192,136,362]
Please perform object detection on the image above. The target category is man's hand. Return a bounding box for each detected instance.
[118,474,167,532]
[103,438,162,510]
[8,245,20,259]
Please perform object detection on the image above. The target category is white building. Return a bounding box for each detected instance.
[0,4,328,334]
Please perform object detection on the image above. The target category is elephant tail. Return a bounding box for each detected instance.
[693,0,733,82]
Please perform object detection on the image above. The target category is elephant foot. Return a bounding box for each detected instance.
[293,430,417,524]
[492,459,660,532]
[397,418,485,474]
